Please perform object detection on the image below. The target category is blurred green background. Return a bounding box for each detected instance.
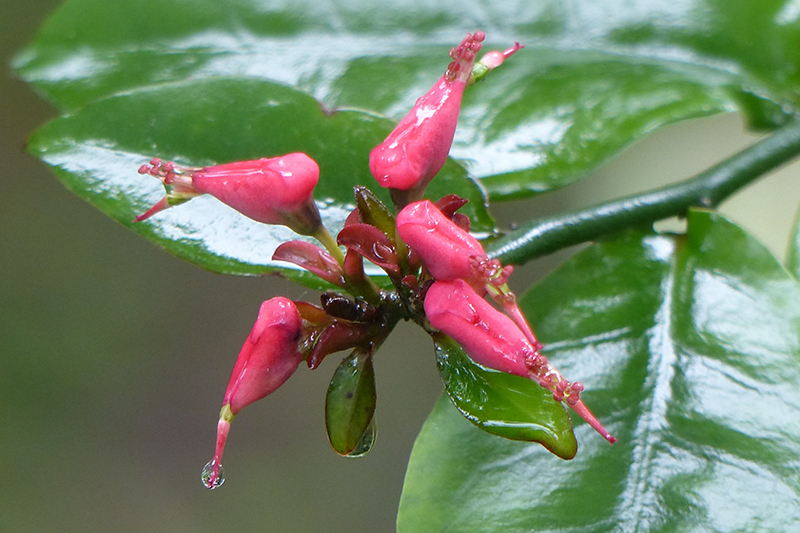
[3,1,800,532]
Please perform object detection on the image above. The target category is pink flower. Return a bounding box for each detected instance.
[425,279,536,377]
[137,153,323,235]
[425,280,616,444]
[202,297,304,489]
[222,297,304,414]
[369,32,485,201]
[397,200,495,291]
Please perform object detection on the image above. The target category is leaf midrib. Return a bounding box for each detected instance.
[614,237,679,532]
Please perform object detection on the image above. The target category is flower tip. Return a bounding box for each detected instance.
[134,197,171,222]
[569,399,616,445]
[505,42,524,57]
[479,42,524,71]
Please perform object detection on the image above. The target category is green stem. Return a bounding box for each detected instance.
[314,226,346,265]
[487,119,800,265]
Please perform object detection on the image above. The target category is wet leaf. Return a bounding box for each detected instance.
[399,210,800,532]
[16,0,800,199]
[27,78,489,285]
[325,350,377,456]
[433,333,577,460]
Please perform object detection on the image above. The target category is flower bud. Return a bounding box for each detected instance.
[425,279,534,377]
[369,32,485,203]
[396,200,486,289]
[223,297,304,414]
[425,280,616,444]
[137,153,323,235]
[202,297,304,489]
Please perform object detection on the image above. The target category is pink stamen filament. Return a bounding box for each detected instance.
[445,31,486,82]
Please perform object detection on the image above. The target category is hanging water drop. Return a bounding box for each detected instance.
[345,418,377,458]
[201,459,225,489]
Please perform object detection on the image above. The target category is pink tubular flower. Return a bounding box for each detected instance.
[398,200,544,348]
[425,280,616,444]
[136,153,323,235]
[369,32,485,202]
[397,200,504,291]
[202,297,304,489]
[425,279,534,377]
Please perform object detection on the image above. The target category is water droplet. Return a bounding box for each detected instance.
[345,419,376,458]
[201,460,225,489]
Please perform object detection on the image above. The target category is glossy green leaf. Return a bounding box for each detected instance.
[433,333,577,460]
[27,78,490,285]
[399,209,800,532]
[325,349,377,456]
[17,0,800,200]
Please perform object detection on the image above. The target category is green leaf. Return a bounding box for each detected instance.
[354,186,397,242]
[325,350,377,456]
[398,210,800,532]
[433,333,577,460]
[28,78,490,285]
[17,0,800,200]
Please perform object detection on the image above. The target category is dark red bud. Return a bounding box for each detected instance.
[402,275,419,290]
[345,207,361,227]
[307,321,376,369]
[434,194,469,219]
[451,213,471,232]
[343,249,367,283]
[337,224,400,276]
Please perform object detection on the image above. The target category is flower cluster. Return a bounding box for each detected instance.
[135,32,613,490]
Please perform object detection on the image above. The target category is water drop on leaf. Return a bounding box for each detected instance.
[345,419,377,458]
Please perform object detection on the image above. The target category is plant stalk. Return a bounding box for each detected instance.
[486,119,800,265]
[314,226,346,265]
